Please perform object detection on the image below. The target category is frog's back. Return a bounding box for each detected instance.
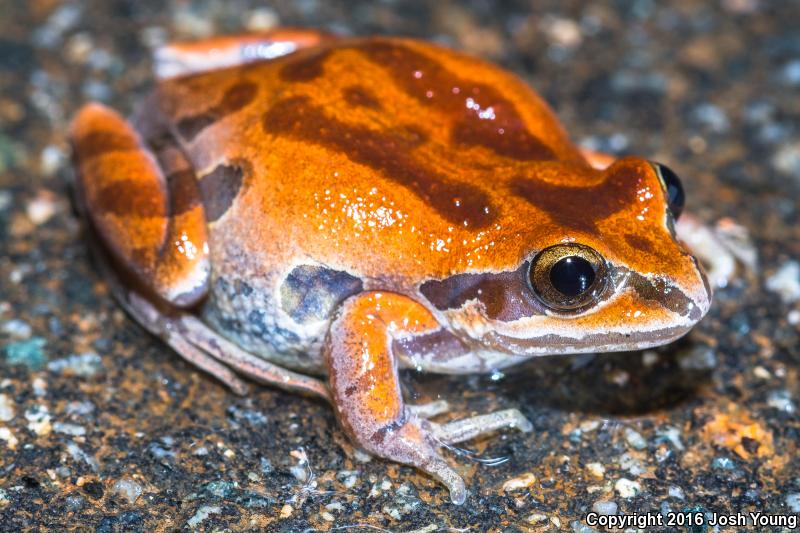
[153,37,589,285]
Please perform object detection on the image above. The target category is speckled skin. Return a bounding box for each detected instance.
[70,30,712,504]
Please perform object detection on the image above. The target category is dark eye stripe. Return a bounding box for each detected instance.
[419,261,546,321]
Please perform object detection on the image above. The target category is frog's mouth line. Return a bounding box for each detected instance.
[483,324,694,357]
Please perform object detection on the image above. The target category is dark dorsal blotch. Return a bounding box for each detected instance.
[355,42,557,161]
[198,163,245,222]
[279,49,332,82]
[176,81,258,141]
[420,262,546,322]
[262,95,496,229]
[342,85,382,110]
[280,264,363,324]
[510,164,643,233]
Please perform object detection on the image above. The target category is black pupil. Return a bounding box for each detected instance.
[549,256,596,297]
[658,164,685,220]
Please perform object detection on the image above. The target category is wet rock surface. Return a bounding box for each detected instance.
[1,0,798,531]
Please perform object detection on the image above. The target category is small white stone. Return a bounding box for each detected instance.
[787,493,800,513]
[614,478,642,498]
[26,189,60,225]
[1,319,32,339]
[0,394,15,422]
[244,8,279,31]
[765,261,800,303]
[753,366,772,380]
[668,485,685,500]
[592,500,618,515]
[767,390,795,413]
[187,505,221,527]
[111,478,143,504]
[527,513,548,524]
[586,462,605,479]
[0,427,19,450]
[25,405,51,436]
[624,428,647,450]
[53,422,86,436]
[641,351,659,367]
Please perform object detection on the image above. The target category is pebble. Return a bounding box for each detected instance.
[502,472,537,491]
[765,261,800,303]
[766,390,795,413]
[780,60,800,86]
[0,427,19,449]
[656,426,685,451]
[0,394,15,422]
[187,505,221,527]
[0,488,9,506]
[336,470,360,489]
[25,189,60,225]
[787,493,800,513]
[624,428,647,450]
[25,404,51,436]
[618,453,644,476]
[615,478,642,498]
[66,441,99,471]
[111,478,143,504]
[527,513,548,524]
[586,462,605,479]
[4,337,47,370]
[0,190,11,211]
[53,422,86,437]
[39,145,65,176]
[244,7,279,31]
[1,319,32,339]
[592,500,618,515]
[47,352,103,377]
[668,485,685,500]
[571,521,599,533]
[677,345,716,371]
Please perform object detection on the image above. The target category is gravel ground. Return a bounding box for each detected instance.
[0,0,798,531]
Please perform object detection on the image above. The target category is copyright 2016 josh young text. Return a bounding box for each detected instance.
[584,509,798,530]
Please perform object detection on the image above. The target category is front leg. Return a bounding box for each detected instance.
[325,292,531,504]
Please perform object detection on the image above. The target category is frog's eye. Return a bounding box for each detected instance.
[653,162,685,220]
[528,243,608,312]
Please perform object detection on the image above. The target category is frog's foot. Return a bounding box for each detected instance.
[155,28,334,79]
[326,292,531,504]
[428,409,532,445]
[408,400,450,419]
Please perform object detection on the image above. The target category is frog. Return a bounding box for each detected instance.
[70,29,728,504]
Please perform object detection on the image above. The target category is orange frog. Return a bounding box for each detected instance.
[71,30,722,504]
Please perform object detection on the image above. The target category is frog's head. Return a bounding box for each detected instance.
[419,157,711,364]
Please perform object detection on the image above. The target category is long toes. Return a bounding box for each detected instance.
[408,399,450,419]
[431,408,533,445]
[424,456,467,505]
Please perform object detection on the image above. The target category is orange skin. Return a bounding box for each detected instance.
[70,30,711,504]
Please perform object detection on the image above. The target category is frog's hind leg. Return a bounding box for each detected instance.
[71,102,209,307]
[72,103,330,399]
[325,292,532,505]
[154,28,335,79]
